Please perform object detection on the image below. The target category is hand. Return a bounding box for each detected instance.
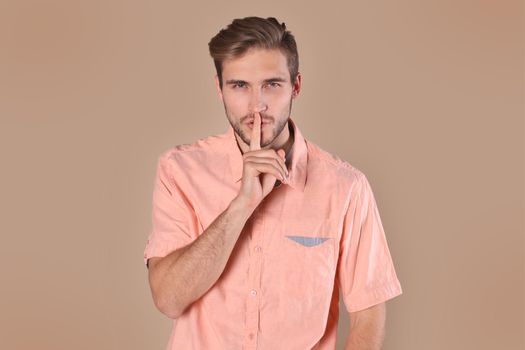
[236,112,289,210]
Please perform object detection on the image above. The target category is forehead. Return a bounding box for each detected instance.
[222,48,289,80]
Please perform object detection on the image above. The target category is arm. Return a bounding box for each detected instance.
[344,302,386,350]
[146,112,288,319]
[147,196,254,319]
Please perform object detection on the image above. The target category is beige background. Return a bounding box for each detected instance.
[1,1,523,349]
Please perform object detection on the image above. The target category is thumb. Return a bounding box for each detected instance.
[277,149,285,159]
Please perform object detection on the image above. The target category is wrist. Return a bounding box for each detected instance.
[229,195,257,219]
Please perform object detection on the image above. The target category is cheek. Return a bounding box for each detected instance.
[223,94,246,111]
[267,89,292,103]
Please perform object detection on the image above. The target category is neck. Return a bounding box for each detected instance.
[282,122,294,167]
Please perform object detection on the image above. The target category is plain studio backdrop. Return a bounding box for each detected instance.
[0,1,523,349]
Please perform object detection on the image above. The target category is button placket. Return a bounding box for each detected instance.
[243,215,265,349]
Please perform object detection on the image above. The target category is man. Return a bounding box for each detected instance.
[143,16,402,350]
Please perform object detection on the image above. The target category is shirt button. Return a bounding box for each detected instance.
[254,246,261,252]
[249,333,254,339]
[250,289,257,297]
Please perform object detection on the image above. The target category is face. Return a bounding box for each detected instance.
[215,47,301,149]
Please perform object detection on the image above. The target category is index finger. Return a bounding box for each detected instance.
[249,112,261,151]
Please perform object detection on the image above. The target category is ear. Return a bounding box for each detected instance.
[292,72,302,99]
[214,74,223,101]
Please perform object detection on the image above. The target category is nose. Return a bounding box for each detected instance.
[248,87,267,115]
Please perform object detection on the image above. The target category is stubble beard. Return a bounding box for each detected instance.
[225,95,293,148]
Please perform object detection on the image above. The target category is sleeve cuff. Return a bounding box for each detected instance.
[343,278,403,313]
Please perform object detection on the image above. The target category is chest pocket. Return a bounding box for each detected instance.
[267,219,337,299]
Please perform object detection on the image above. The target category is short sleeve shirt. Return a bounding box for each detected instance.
[143,117,403,350]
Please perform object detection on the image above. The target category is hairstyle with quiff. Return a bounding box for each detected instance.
[208,16,299,90]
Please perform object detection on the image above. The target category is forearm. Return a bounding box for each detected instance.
[345,304,386,350]
[344,325,384,350]
[152,196,254,318]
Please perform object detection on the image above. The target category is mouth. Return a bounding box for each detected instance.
[246,120,271,128]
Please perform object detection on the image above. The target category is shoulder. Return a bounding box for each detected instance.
[157,130,226,166]
[305,139,366,185]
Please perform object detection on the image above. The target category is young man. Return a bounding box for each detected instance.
[143,16,403,350]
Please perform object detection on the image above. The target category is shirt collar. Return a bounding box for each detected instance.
[224,117,308,192]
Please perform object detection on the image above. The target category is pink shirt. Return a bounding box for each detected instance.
[143,117,403,349]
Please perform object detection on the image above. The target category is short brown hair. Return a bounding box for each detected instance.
[208,16,299,90]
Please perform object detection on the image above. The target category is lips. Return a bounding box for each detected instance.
[247,120,271,126]
[247,121,271,128]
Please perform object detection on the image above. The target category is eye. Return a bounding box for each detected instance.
[232,82,246,89]
[267,82,281,88]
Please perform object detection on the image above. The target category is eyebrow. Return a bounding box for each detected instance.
[225,77,288,85]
